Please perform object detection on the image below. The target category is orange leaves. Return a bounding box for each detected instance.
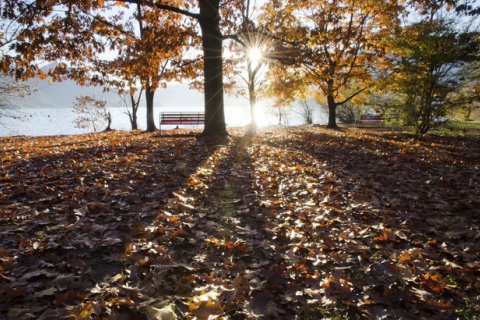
[373,228,400,243]
[321,276,355,301]
[421,272,446,294]
[398,251,412,264]
[0,208,15,215]
[187,175,207,191]
[205,237,247,256]
[124,243,134,255]
[425,299,453,308]
[114,1,128,7]
[87,202,106,213]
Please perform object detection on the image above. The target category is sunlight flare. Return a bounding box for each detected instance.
[247,47,263,65]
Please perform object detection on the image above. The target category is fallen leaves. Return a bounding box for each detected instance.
[373,228,400,243]
[0,127,479,319]
[188,291,223,320]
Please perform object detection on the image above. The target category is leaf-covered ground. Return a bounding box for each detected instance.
[0,127,479,319]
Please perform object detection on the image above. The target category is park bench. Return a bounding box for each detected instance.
[159,112,205,131]
[356,114,384,128]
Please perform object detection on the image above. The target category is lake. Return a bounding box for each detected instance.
[0,105,327,137]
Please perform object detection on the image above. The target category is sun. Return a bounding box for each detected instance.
[247,47,263,65]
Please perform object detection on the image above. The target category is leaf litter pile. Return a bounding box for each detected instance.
[0,127,479,319]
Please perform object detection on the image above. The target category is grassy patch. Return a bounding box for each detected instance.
[429,120,480,137]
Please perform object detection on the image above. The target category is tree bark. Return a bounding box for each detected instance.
[327,94,338,128]
[145,86,156,132]
[199,0,227,136]
[248,62,257,130]
[105,111,112,131]
[129,94,138,130]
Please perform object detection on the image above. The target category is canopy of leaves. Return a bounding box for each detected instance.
[383,18,478,132]
[261,0,401,107]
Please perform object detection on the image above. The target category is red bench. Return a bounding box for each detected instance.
[357,114,384,127]
[159,112,205,131]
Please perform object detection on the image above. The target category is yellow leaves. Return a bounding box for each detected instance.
[78,302,95,319]
[144,303,177,320]
[187,175,207,191]
[188,291,223,320]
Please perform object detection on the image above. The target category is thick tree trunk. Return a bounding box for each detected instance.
[145,86,156,132]
[327,95,338,129]
[199,0,227,136]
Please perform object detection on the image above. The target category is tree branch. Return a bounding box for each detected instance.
[336,86,369,106]
[114,0,201,20]
[223,34,247,47]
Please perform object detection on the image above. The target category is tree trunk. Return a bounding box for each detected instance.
[130,94,138,130]
[327,95,338,128]
[465,109,472,121]
[145,86,156,132]
[105,112,112,131]
[249,98,256,128]
[132,112,138,130]
[91,116,97,132]
[199,0,227,136]
[248,62,257,130]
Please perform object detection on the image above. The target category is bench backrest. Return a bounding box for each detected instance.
[360,115,383,121]
[160,112,205,124]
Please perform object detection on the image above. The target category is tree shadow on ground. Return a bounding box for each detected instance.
[90,132,293,319]
[257,127,479,319]
[0,131,225,319]
[99,127,479,319]
[2,128,478,319]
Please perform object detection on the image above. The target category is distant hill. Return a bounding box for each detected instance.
[14,63,242,111]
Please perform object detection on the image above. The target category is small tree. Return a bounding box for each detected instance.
[0,80,30,119]
[296,99,314,124]
[119,87,143,130]
[269,105,290,125]
[72,95,108,132]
